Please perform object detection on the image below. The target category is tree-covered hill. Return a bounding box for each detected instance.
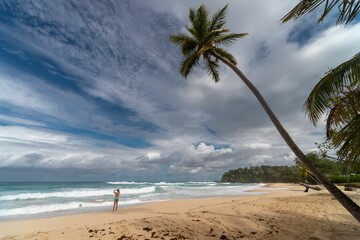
[220,165,303,183]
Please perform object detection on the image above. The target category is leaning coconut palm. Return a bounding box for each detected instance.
[305,53,360,166]
[170,4,360,222]
[281,0,360,24]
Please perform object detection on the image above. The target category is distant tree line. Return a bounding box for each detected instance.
[221,152,360,183]
[221,165,302,183]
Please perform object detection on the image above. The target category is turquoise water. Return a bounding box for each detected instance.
[0,182,266,220]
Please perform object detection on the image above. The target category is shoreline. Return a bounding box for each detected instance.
[0,183,359,239]
[0,185,270,223]
[0,182,268,222]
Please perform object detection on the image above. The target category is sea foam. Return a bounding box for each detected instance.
[0,182,267,219]
[0,186,155,201]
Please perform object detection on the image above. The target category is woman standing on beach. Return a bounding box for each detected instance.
[112,189,120,211]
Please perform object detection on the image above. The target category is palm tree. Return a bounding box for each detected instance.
[170,4,360,222]
[304,53,360,166]
[281,0,360,24]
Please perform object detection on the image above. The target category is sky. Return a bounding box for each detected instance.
[0,0,359,182]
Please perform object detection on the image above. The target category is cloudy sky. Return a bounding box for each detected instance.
[0,0,359,182]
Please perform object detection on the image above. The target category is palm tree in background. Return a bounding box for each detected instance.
[281,0,360,24]
[170,4,360,222]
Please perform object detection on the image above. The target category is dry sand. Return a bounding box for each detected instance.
[0,183,359,240]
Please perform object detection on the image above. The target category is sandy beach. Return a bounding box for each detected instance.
[0,184,359,240]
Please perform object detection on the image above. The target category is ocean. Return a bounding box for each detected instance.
[0,182,267,220]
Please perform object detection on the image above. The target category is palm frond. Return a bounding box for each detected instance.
[188,6,208,40]
[189,7,196,23]
[170,34,198,56]
[281,0,360,25]
[326,88,360,128]
[205,57,220,82]
[213,48,237,65]
[196,5,210,41]
[214,33,248,46]
[169,34,187,46]
[185,25,199,39]
[180,52,201,78]
[332,114,360,164]
[326,89,360,138]
[304,52,360,124]
[209,4,228,31]
[281,0,325,23]
[337,0,360,24]
[188,8,199,39]
[185,8,199,38]
[201,28,230,47]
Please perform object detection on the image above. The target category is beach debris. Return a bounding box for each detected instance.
[117,235,132,240]
[143,226,153,232]
[88,229,94,233]
[344,186,354,191]
[299,183,323,192]
[171,234,187,239]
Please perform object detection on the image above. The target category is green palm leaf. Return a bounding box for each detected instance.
[180,52,201,78]
[196,5,210,41]
[209,4,228,31]
[326,88,360,137]
[304,52,360,124]
[204,57,220,82]
[214,33,248,46]
[169,34,198,56]
[332,114,360,163]
[213,48,237,65]
[281,0,360,24]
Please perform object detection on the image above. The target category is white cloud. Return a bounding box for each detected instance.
[0,114,45,127]
[0,126,69,145]
[0,74,54,112]
[244,143,272,150]
[196,143,215,155]
[146,151,161,160]
[300,24,360,63]
[195,143,233,155]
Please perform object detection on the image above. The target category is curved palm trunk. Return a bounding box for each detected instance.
[212,52,360,222]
